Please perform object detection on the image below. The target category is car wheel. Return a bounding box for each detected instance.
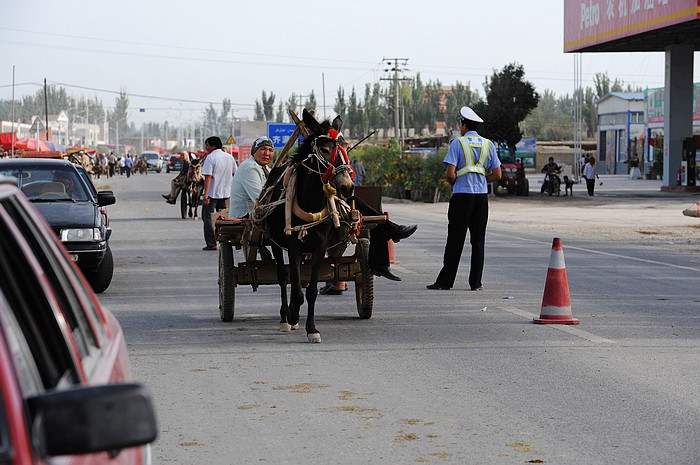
[88,246,114,294]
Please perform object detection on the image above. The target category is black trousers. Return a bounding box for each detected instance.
[585,178,595,196]
[203,198,228,248]
[435,193,488,290]
[350,196,397,270]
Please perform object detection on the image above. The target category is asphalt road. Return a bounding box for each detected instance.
[96,171,699,465]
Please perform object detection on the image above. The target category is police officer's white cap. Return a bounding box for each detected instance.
[459,106,483,123]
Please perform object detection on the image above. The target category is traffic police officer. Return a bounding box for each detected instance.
[427,106,502,291]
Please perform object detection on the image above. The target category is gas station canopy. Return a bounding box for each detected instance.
[564,0,700,53]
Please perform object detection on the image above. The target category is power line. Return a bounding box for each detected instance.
[0,26,379,68]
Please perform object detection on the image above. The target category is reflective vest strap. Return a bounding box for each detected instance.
[455,136,489,177]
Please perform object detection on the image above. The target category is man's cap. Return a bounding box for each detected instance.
[459,106,483,123]
[251,136,274,155]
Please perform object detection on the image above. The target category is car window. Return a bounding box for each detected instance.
[0,165,91,202]
[0,396,10,463]
[0,197,82,388]
[0,292,44,397]
[75,164,98,198]
[4,190,106,352]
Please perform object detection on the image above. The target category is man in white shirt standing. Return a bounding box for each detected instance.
[201,136,235,250]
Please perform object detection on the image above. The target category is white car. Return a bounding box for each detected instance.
[140,151,163,173]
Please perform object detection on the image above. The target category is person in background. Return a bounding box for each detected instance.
[162,151,193,204]
[583,156,599,196]
[201,136,235,251]
[108,152,117,177]
[427,106,502,292]
[124,153,133,178]
[540,156,561,195]
[404,176,413,200]
[351,157,365,186]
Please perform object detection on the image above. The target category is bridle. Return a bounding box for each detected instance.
[301,129,354,186]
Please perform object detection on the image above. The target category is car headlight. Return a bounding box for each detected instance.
[60,228,103,242]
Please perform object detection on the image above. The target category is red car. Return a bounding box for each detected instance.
[0,175,157,464]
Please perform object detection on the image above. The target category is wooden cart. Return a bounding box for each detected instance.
[214,186,386,323]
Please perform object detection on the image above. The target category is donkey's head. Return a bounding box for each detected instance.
[293,109,355,199]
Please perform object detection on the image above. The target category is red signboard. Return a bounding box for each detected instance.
[564,0,700,52]
[238,145,252,162]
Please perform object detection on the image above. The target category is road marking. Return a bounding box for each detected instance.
[490,232,700,272]
[500,306,615,344]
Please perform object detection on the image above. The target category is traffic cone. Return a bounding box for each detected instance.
[385,212,397,264]
[534,238,579,325]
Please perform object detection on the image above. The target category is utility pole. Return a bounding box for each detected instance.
[381,57,410,149]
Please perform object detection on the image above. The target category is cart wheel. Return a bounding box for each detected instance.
[354,238,374,319]
[219,241,235,322]
[180,189,188,219]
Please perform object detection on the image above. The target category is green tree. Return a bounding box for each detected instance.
[261,91,275,121]
[253,100,264,121]
[219,98,231,134]
[275,101,284,122]
[205,104,218,134]
[346,87,362,138]
[593,72,624,98]
[304,91,317,112]
[445,81,480,134]
[424,80,444,132]
[107,89,130,144]
[333,86,346,123]
[475,63,539,156]
[364,83,383,134]
[286,93,298,121]
[581,86,597,138]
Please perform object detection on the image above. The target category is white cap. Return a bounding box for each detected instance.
[459,106,483,123]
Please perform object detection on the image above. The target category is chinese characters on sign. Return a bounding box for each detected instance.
[565,0,688,52]
[267,123,299,149]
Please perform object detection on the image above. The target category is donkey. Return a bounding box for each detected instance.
[256,109,355,343]
[184,158,204,219]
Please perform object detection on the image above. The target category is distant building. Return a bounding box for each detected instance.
[596,85,700,175]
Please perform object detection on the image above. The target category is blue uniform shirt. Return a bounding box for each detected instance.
[444,130,501,194]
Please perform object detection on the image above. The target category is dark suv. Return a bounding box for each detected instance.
[166,154,183,173]
[0,158,116,293]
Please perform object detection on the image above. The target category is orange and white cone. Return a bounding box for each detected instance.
[534,238,579,325]
[386,212,398,264]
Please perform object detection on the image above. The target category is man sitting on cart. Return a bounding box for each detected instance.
[162,151,196,204]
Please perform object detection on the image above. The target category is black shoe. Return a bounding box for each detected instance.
[371,267,401,281]
[427,282,449,290]
[392,224,417,243]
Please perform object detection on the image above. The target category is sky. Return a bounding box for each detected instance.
[2,0,699,128]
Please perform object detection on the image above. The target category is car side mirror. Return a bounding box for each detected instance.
[97,190,116,207]
[28,383,157,457]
